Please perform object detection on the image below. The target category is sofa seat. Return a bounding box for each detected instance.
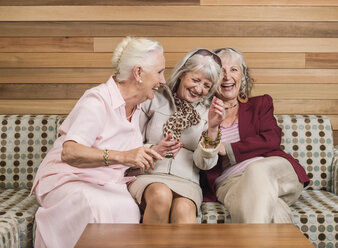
[0,189,38,248]
[0,114,337,247]
[0,217,20,248]
[198,190,338,247]
[292,190,338,247]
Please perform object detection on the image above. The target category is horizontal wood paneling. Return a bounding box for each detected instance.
[252,84,338,99]
[2,100,337,115]
[0,38,93,52]
[201,0,338,6]
[0,69,112,83]
[334,131,338,146]
[251,69,338,84]
[306,53,338,68]
[1,21,337,37]
[94,37,338,53]
[0,52,308,69]
[2,83,337,100]
[0,53,112,68]
[273,100,338,114]
[0,2,337,144]
[1,68,337,84]
[0,100,77,114]
[1,6,337,21]
[0,0,199,5]
[0,84,94,99]
[327,115,338,130]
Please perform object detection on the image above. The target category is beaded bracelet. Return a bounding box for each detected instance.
[103,149,109,166]
[202,129,221,146]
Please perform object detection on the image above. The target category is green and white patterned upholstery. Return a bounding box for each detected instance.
[0,114,337,248]
[199,115,338,248]
[277,115,334,191]
[0,115,58,248]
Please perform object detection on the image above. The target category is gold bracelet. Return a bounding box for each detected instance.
[202,129,221,146]
[103,149,109,166]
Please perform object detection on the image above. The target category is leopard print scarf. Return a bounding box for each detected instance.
[163,93,201,141]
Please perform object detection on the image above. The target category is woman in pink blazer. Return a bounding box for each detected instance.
[200,48,309,223]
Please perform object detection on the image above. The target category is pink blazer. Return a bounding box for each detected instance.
[201,94,309,202]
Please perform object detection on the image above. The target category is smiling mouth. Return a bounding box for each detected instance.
[188,89,200,97]
[221,83,235,90]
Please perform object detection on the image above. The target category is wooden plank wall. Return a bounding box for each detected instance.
[0,0,337,145]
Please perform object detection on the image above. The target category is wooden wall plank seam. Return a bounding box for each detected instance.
[1,100,337,115]
[0,6,337,21]
[0,21,338,37]
[93,37,338,53]
[200,0,338,6]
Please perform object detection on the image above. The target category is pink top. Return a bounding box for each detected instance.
[215,123,263,186]
[32,76,142,196]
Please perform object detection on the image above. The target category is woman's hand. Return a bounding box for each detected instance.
[152,133,183,158]
[62,141,162,171]
[208,96,226,130]
[207,97,226,141]
[119,146,163,172]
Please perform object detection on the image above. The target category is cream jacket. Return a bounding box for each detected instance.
[139,88,219,184]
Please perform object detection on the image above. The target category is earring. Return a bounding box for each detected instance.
[138,79,142,83]
[237,91,248,103]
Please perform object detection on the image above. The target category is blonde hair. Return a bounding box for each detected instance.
[112,37,163,82]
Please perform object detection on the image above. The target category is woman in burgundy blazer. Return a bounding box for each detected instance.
[200,48,309,223]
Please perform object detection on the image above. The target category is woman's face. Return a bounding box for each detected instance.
[140,52,166,100]
[216,56,242,103]
[176,71,213,103]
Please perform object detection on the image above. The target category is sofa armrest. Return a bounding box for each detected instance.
[333,145,338,195]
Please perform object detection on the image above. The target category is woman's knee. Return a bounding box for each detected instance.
[144,183,173,206]
[171,197,196,223]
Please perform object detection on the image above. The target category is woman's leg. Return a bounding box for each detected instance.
[170,194,197,223]
[216,156,303,223]
[142,183,173,223]
[35,181,140,248]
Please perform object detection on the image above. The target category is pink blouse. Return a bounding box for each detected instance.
[215,123,263,186]
[32,77,142,196]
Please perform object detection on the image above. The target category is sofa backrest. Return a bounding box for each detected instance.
[276,115,334,192]
[0,114,335,191]
[0,115,58,190]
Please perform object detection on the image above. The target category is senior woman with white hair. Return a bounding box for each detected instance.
[200,47,309,223]
[32,37,166,248]
[128,48,224,223]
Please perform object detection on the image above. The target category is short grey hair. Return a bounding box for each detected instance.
[214,48,253,96]
[112,37,164,82]
[167,48,222,103]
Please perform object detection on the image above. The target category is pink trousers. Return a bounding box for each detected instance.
[34,181,140,248]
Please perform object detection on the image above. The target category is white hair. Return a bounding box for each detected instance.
[168,48,222,102]
[112,37,164,82]
[214,48,253,96]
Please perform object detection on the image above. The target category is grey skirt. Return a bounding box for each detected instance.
[128,174,202,214]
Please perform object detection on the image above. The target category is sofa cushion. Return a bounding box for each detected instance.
[198,202,231,224]
[0,217,20,248]
[276,115,334,191]
[0,189,39,248]
[292,190,338,248]
[0,115,58,190]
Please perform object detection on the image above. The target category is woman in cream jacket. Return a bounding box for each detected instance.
[128,48,224,223]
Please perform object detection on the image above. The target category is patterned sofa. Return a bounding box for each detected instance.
[0,114,337,248]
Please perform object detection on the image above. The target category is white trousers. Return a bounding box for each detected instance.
[34,181,140,248]
[216,156,303,223]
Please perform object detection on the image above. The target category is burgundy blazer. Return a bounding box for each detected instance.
[200,94,310,202]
